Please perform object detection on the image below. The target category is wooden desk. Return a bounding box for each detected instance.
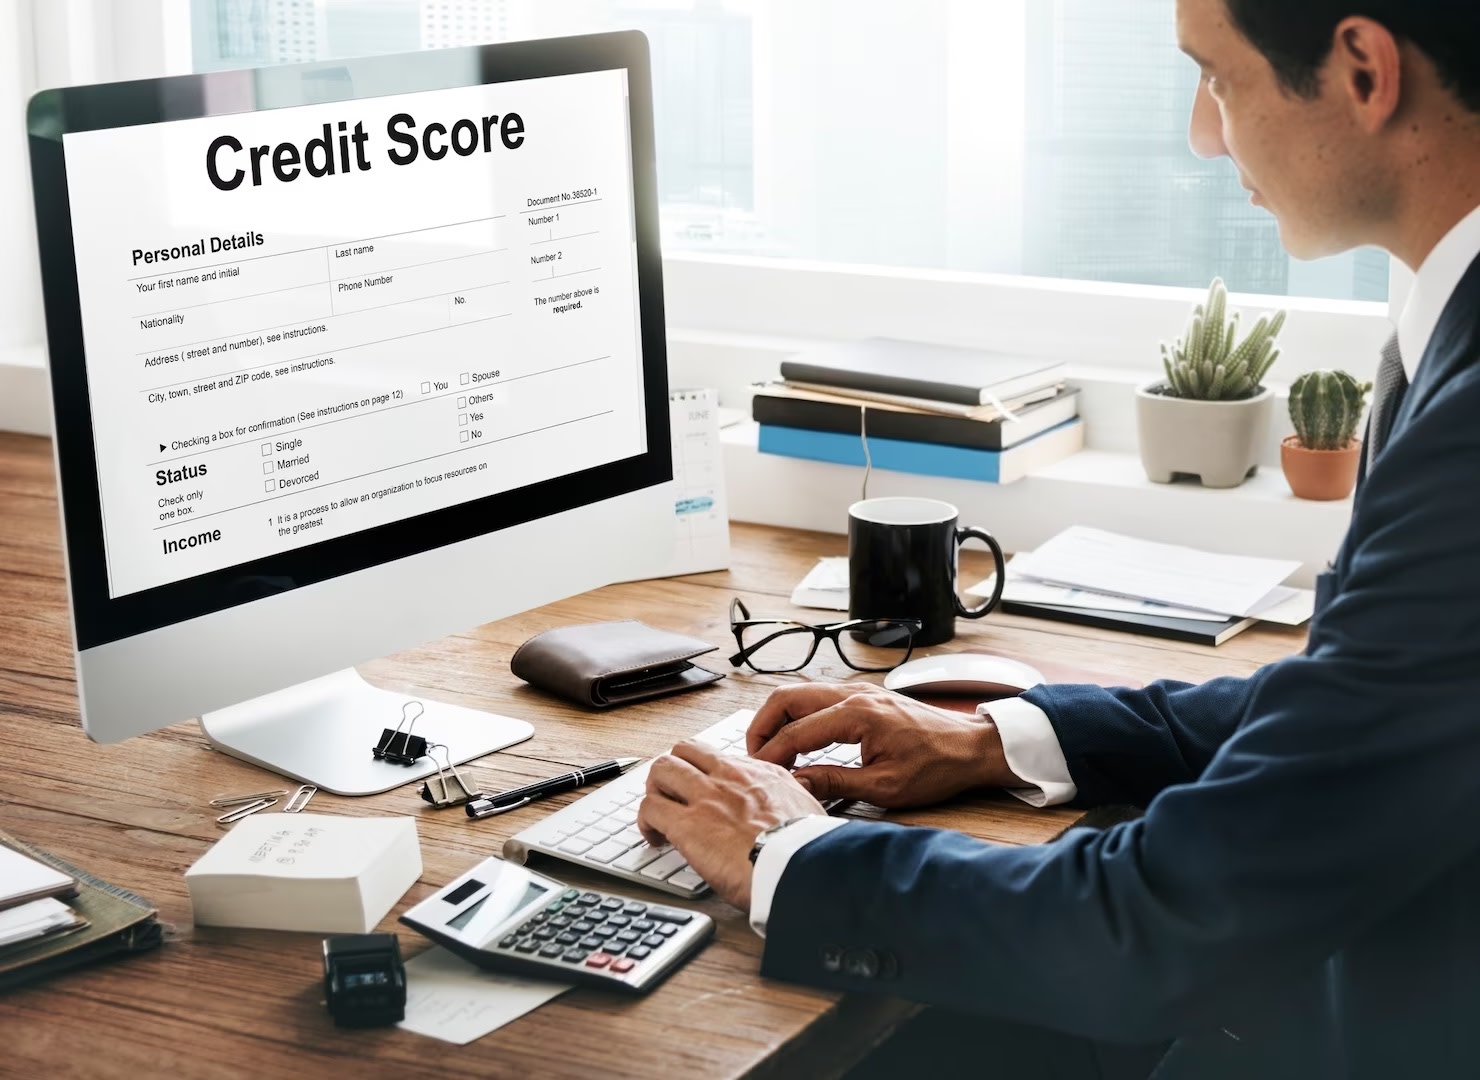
[0,431,1306,1079]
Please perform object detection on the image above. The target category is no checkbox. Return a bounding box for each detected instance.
[459,431,469,444]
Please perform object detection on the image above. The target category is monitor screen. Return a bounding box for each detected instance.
[28,36,675,770]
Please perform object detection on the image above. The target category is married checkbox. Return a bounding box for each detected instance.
[262,461,274,475]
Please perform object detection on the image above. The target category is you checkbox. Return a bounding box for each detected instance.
[262,461,274,475]
[261,442,273,456]
[421,381,431,395]
[264,479,277,492]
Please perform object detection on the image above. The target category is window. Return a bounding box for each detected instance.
[190,0,1386,303]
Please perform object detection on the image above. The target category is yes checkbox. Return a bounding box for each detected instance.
[261,442,272,456]
[458,413,468,426]
[264,479,277,492]
[263,461,274,474]
[459,431,469,443]
[459,372,470,385]
[457,396,466,408]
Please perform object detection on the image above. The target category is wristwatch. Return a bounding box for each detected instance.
[749,817,810,865]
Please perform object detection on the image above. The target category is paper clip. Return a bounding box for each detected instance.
[216,797,277,824]
[373,700,429,766]
[284,784,317,813]
[209,788,288,808]
[418,745,482,809]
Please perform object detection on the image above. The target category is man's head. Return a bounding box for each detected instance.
[1177,0,1480,263]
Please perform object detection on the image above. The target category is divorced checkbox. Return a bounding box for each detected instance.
[261,442,273,456]
[459,372,470,386]
[264,479,277,492]
[457,396,467,408]
[459,431,469,443]
[458,413,468,426]
[262,461,274,475]
[421,381,431,394]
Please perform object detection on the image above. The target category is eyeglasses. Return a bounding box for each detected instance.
[728,598,920,674]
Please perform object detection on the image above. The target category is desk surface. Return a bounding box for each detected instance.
[0,431,1306,1079]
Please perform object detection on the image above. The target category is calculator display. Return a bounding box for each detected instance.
[446,879,548,931]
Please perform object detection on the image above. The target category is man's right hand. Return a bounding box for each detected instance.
[747,683,1025,808]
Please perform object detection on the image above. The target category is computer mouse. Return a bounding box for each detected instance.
[882,653,1045,699]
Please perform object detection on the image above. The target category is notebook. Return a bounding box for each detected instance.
[778,338,1068,407]
[0,832,162,991]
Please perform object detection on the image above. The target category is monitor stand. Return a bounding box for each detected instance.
[199,669,534,796]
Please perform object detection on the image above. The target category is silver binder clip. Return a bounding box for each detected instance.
[209,788,289,808]
[284,784,317,813]
[373,700,430,765]
[419,745,482,809]
[216,797,278,824]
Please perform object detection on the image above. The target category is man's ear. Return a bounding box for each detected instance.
[1330,16,1403,133]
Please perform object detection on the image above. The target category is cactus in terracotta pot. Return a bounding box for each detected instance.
[1288,369,1372,451]
[1159,277,1286,400]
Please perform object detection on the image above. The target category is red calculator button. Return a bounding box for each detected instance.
[610,958,636,973]
[585,953,613,969]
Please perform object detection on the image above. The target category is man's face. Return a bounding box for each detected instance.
[1177,0,1370,259]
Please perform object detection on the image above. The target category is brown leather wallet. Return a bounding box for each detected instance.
[509,620,725,708]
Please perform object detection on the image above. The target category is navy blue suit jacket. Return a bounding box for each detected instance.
[763,256,1480,1077]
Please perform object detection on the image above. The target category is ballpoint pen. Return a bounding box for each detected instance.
[465,757,643,819]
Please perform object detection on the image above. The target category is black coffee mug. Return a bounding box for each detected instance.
[848,497,1006,647]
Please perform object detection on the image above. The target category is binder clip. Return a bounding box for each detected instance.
[372,701,430,766]
[419,745,482,809]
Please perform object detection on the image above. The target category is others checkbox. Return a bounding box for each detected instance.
[262,461,274,474]
[457,396,467,408]
[261,442,273,456]
[458,413,468,426]
[459,431,469,443]
[459,372,470,385]
[421,381,431,394]
[264,479,277,492]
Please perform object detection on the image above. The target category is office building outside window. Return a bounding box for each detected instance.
[188,0,1388,302]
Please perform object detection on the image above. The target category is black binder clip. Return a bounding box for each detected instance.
[372,701,430,766]
[418,744,483,809]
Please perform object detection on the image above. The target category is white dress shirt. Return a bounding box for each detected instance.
[749,202,1480,937]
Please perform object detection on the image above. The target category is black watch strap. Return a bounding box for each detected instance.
[748,817,810,864]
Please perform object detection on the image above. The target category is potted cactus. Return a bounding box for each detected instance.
[1137,278,1286,488]
[1281,369,1372,500]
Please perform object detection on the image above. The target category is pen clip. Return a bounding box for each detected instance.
[467,796,532,819]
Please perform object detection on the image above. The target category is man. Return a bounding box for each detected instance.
[636,1,1480,1075]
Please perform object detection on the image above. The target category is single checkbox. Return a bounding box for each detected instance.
[457,396,467,408]
[460,372,470,385]
[261,442,272,456]
[459,431,469,443]
[421,381,431,394]
[264,479,277,492]
[263,461,274,474]
[458,413,468,426]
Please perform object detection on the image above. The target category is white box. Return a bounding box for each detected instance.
[185,814,421,933]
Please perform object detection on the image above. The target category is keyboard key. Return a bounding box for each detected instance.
[573,809,604,827]
[639,850,690,881]
[613,826,644,848]
[613,844,665,873]
[667,869,706,892]
[646,906,695,925]
[575,827,609,846]
[585,840,632,865]
[558,839,594,856]
[612,808,639,826]
[593,818,627,837]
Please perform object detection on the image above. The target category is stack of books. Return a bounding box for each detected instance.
[752,337,1083,483]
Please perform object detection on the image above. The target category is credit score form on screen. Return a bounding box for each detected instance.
[63,70,646,598]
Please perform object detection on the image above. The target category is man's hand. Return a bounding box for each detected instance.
[748,683,1023,808]
[637,740,827,911]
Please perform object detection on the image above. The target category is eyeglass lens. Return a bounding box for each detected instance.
[736,618,913,672]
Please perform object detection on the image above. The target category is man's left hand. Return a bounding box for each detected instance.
[637,741,827,911]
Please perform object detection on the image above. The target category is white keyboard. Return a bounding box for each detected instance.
[502,709,862,898]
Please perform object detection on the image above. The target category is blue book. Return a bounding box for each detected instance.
[757,418,1084,483]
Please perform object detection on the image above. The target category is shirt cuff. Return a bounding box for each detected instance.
[749,816,850,938]
[981,696,1077,807]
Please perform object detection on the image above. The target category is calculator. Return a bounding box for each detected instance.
[399,856,714,994]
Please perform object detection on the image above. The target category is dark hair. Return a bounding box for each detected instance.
[1223,1,1480,112]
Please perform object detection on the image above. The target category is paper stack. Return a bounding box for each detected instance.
[967,526,1315,646]
[185,813,421,933]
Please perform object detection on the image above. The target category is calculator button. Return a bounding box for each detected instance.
[616,930,641,944]
[560,888,580,902]
[606,915,630,928]
[545,902,566,914]
[631,919,655,932]
[578,936,604,950]
[565,906,590,920]
[549,916,573,929]
[641,934,666,949]
[579,892,602,905]
[514,941,540,954]
[539,945,564,959]
[592,926,617,939]
[556,932,580,946]
[572,921,595,934]
[561,950,588,964]
[602,940,627,955]
[622,902,647,916]
[599,898,624,911]
[499,935,519,948]
[647,906,695,925]
[585,953,614,969]
[627,945,652,960]
[533,927,556,941]
[656,924,678,937]
[610,957,636,974]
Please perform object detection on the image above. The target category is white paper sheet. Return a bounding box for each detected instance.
[0,898,81,947]
[790,556,850,611]
[397,946,571,1046]
[1008,526,1301,618]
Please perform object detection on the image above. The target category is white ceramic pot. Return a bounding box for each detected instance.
[1135,380,1274,489]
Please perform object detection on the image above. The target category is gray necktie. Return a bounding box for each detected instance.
[1364,332,1408,474]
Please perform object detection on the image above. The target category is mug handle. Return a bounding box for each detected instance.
[954,527,1006,619]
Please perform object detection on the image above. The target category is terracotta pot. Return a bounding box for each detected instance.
[1280,435,1360,500]
[1135,381,1274,488]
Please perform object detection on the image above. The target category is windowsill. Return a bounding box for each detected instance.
[722,422,1349,588]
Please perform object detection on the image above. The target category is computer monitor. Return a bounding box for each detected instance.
[26,33,674,795]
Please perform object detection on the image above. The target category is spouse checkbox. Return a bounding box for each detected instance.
[459,372,470,385]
